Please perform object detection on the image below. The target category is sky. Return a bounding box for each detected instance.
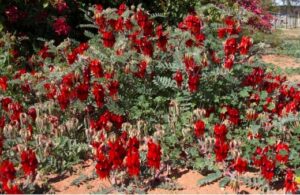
[275,0,300,5]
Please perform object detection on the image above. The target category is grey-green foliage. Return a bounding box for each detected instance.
[197,171,223,187]
[38,136,88,173]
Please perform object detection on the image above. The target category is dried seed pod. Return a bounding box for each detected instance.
[193,108,206,120]
[181,127,191,136]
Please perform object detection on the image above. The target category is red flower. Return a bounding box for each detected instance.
[0,135,4,155]
[128,136,139,150]
[53,17,70,36]
[137,38,153,57]
[285,169,298,193]
[194,120,205,138]
[95,4,103,13]
[108,140,126,169]
[76,83,89,101]
[218,28,227,39]
[2,183,22,194]
[224,55,234,70]
[135,10,149,29]
[1,97,12,112]
[56,0,69,13]
[233,157,248,173]
[67,52,77,64]
[147,139,162,170]
[117,3,127,15]
[275,143,289,164]
[125,19,133,30]
[92,82,105,108]
[239,36,252,55]
[107,81,119,97]
[183,15,202,35]
[157,35,168,51]
[214,124,227,141]
[62,73,75,87]
[95,148,112,179]
[44,83,57,99]
[214,139,229,162]
[252,147,263,167]
[261,158,275,181]
[57,90,70,110]
[188,74,200,93]
[114,17,124,32]
[227,107,239,125]
[134,61,148,78]
[5,6,23,23]
[21,149,38,176]
[74,42,89,55]
[0,76,8,91]
[184,56,197,73]
[126,137,140,177]
[110,113,124,130]
[174,71,183,87]
[0,160,16,184]
[27,107,37,121]
[102,31,115,48]
[224,38,237,56]
[195,33,205,44]
[38,46,53,59]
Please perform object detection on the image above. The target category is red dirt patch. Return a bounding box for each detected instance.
[44,160,284,194]
[262,54,300,81]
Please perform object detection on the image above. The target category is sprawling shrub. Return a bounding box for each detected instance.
[0,3,299,194]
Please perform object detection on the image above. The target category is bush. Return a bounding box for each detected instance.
[1,3,299,195]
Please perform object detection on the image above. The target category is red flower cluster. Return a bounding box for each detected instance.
[5,6,26,23]
[252,146,284,182]
[233,157,248,173]
[20,149,38,176]
[275,143,290,164]
[0,76,8,91]
[217,17,252,70]
[214,124,229,162]
[126,137,140,176]
[91,111,124,131]
[147,139,162,170]
[67,42,89,64]
[101,31,115,48]
[0,135,3,155]
[92,82,105,108]
[93,133,135,178]
[53,17,71,36]
[174,71,183,88]
[220,106,240,125]
[108,139,126,169]
[239,36,252,55]
[179,14,205,47]
[0,160,16,185]
[214,139,229,162]
[95,147,111,179]
[285,169,298,193]
[194,120,205,138]
[2,183,22,194]
[38,46,53,59]
[89,59,103,78]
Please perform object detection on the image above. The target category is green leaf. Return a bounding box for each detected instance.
[219,177,230,188]
[197,171,223,187]
[239,89,250,97]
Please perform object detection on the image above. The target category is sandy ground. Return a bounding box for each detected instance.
[262,54,300,81]
[46,159,285,194]
[277,28,300,40]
